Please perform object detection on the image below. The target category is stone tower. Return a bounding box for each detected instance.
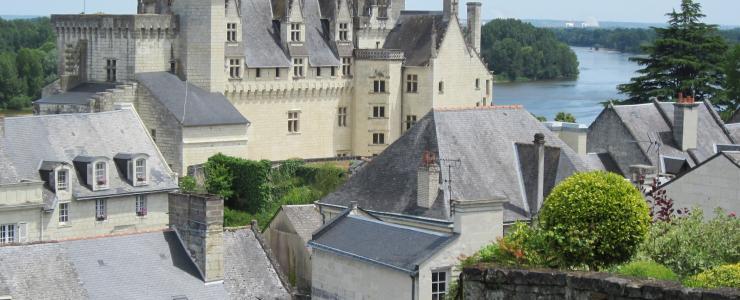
[169,0,226,93]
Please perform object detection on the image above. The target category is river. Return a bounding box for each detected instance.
[493,47,640,125]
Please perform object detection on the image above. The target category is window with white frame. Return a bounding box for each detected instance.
[432,270,448,300]
[373,80,386,93]
[372,106,386,118]
[338,23,349,41]
[406,115,417,130]
[135,158,147,183]
[59,202,69,224]
[293,58,305,77]
[406,74,418,93]
[342,57,352,76]
[338,107,348,127]
[95,199,107,221]
[106,59,117,82]
[229,59,242,79]
[136,195,147,216]
[290,23,302,42]
[0,224,15,244]
[288,111,300,133]
[95,162,107,187]
[227,23,238,42]
[57,169,68,191]
[372,133,385,145]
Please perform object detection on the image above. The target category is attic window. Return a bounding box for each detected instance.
[135,159,147,183]
[290,23,301,42]
[660,156,690,176]
[57,170,68,191]
[339,23,349,41]
[95,162,108,187]
[227,23,237,42]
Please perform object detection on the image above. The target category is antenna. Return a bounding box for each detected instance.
[83,0,86,14]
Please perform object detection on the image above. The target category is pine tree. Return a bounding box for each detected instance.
[723,45,740,116]
[618,0,728,104]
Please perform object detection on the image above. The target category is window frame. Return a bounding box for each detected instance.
[372,133,386,145]
[136,195,148,217]
[95,162,107,187]
[290,23,302,42]
[293,58,305,78]
[255,68,261,78]
[57,169,68,191]
[406,74,418,93]
[106,59,117,82]
[0,224,16,244]
[338,22,349,41]
[438,81,444,94]
[95,199,107,221]
[372,106,386,118]
[373,80,386,93]
[338,107,348,127]
[342,57,352,76]
[229,58,242,79]
[59,202,70,224]
[431,270,449,300]
[135,158,147,184]
[227,22,238,42]
[288,111,301,133]
[316,67,322,77]
[406,115,417,130]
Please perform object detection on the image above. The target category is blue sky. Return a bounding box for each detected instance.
[3,0,739,25]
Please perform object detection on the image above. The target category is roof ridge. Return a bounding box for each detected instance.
[434,104,523,112]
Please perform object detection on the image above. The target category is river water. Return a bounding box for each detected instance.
[493,47,640,125]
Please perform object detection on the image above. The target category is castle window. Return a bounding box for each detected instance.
[406,115,417,130]
[331,67,336,77]
[373,80,386,93]
[406,74,418,93]
[256,68,262,78]
[339,23,349,41]
[57,169,68,191]
[136,195,147,217]
[229,59,241,79]
[95,162,108,188]
[372,133,385,145]
[288,111,301,133]
[338,107,348,127]
[475,78,480,90]
[106,59,117,82]
[276,68,281,78]
[438,81,444,94]
[59,202,69,224]
[342,58,352,76]
[95,199,107,221]
[432,270,448,300]
[227,23,238,42]
[316,67,322,77]
[293,58,304,77]
[290,23,302,42]
[372,106,386,118]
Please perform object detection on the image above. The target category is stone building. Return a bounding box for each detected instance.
[0,108,178,244]
[44,0,493,167]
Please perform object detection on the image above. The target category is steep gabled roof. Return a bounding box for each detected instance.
[243,0,292,68]
[383,11,448,66]
[302,0,341,66]
[135,72,249,127]
[319,106,589,223]
[281,204,323,244]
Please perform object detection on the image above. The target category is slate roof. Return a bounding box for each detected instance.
[585,152,623,176]
[135,72,249,127]
[727,123,740,142]
[34,82,117,105]
[319,107,590,223]
[0,230,290,300]
[729,108,740,124]
[302,0,341,66]
[309,213,457,274]
[281,204,323,244]
[383,11,450,66]
[0,110,178,203]
[603,100,736,169]
[242,0,291,68]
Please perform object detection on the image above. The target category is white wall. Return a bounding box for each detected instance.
[182,124,249,169]
[664,155,740,218]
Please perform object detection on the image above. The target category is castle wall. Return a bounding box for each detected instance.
[133,85,184,174]
[182,124,249,170]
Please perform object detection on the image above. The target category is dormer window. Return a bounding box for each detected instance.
[338,23,349,41]
[290,23,302,42]
[135,158,147,184]
[95,162,108,187]
[114,153,150,187]
[57,170,68,191]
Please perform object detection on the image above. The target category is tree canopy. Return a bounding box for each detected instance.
[482,19,579,81]
[618,0,729,105]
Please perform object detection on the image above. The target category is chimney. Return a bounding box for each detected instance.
[533,133,546,216]
[417,151,440,209]
[466,2,482,53]
[169,193,225,283]
[443,0,459,21]
[543,122,588,155]
[349,201,360,215]
[673,93,700,151]
[452,197,507,252]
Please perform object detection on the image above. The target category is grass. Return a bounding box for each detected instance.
[0,107,33,117]
[611,260,679,282]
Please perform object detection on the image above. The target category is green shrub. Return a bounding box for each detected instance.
[179,176,197,193]
[461,222,556,268]
[639,209,740,277]
[684,263,740,289]
[295,163,347,196]
[539,171,650,270]
[224,207,251,227]
[205,154,272,213]
[612,260,678,281]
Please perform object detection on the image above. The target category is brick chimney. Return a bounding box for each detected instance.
[443,0,459,21]
[417,151,440,209]
[673,93,700,151]
[169,193,225,283]
[533,133,546,216]
[466,2,482,53]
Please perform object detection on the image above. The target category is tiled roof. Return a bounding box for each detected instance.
[242,0,291,68]
[309,213,456,274]
[281,204,323,244]
[135,72,249,127]
[383,11,450,66]
[0,230,290,300]
[319,106,589,223]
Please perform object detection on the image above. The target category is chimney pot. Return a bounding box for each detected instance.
[533,133,546,145]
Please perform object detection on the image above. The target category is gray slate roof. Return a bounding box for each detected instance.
[309,213,456,274]
[302,0,341,66]
[0,230,289,300]
[242,0,292,68]
[607,101,735,168]
[383,11,449,66]
[728,123,740,143]
[282,204,323,243]
[0,110,178,202]
[585,152,623,176]
[320,107,589,223]
[34,82,117,105]
[135,72,249,127]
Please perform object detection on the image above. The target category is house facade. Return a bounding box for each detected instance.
[0,109,178,244]
[44,0,492,165]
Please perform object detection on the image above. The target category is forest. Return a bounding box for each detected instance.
[481,19,579,82]
[551,27,740,53]
[0,17,57,111]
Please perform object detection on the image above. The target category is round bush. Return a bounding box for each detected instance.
[685,263,740,289]
[539,171,650,270]
[613,260,678,281]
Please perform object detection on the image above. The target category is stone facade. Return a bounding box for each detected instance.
[460,266,740,300]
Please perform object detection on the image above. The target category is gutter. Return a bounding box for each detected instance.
[317,202,453,227]
[74,188,178,201]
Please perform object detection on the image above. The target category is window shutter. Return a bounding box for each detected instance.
[87,163,93,186]
[49,171,56,192]
[17,222,28,243]
[127,160,134,182]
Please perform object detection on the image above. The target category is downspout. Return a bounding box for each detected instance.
[411,274,416,300]
[39,208,44,242]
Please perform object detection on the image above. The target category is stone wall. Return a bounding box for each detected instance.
[133,84,184,174]
[168,193,224,283]
[460,266,740,300]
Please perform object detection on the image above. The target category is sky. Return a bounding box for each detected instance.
[2,0,739,26]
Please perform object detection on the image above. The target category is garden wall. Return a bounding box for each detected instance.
[460,266,740,300]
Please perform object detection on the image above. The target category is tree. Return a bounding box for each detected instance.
[15,48,45,99]
[618,0,729,105]
[724,44,740,116]
[554,112,576,123]
[0,52,24,107]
